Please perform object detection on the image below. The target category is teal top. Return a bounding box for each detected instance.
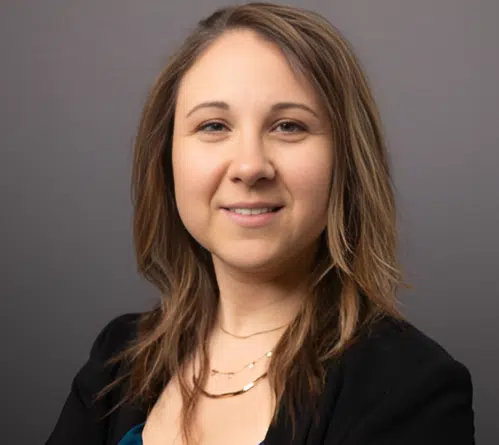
[117,423,265,445]
[117,423,144,445]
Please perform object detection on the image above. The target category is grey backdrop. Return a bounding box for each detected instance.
[1,0,497,443]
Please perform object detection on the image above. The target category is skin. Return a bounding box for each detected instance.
[172,28,333,336]
[143,29,334,445]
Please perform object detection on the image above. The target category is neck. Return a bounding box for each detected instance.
[216,285,304,337]
[212,254,314,337]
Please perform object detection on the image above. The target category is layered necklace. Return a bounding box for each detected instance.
[198,322,288,399]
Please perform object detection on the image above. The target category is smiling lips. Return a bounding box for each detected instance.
[223,202,283,212]
[221,203,284,227]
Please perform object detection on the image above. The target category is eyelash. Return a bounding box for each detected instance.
[197,120,308,133]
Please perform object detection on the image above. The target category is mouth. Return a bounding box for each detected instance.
[220,205,284,228]
[222,206,283,216]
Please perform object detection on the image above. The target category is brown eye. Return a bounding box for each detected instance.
[198,121,228,132]
[274,121,307,133]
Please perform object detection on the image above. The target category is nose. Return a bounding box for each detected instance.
[228,131,276,187]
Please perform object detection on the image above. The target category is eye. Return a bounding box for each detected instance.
[196,120,307,134]
[273,121,307,133]
[197,121,228,132]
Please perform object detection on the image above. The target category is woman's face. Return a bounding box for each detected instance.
[172,29,333,276]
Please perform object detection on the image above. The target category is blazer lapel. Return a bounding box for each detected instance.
[107,400,148,445]
[264,360,341,445]
[105,357,149,445]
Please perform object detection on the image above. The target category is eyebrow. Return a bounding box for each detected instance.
[185,101,320,118]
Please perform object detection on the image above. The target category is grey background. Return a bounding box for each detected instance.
[1,0,497,443]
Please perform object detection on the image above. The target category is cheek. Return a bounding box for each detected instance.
[172,142,222,239]
[287,147,333,213]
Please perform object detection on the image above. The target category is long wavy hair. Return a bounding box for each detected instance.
[99,3,405,444]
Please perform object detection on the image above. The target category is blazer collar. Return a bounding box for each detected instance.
[108,400,147,445]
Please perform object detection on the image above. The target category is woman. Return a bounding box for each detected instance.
[45,3,474,445]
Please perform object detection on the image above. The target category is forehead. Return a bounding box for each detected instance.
[175,29,322,111]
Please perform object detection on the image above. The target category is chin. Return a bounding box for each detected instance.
[211,246,285,275]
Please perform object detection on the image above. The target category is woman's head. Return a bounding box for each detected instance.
[124,2,403,441]
[172,28,333,278]
[133,2,400,300]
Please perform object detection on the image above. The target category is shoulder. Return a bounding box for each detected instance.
[45,313,145,444]
[343,315,466,376]
[326,316,475,444]
[88,312,143,362]
[71,312,143,403]
[338,315,473,403]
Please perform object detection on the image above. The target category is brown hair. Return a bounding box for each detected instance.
[99,3,405,443]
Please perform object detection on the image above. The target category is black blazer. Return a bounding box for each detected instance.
[45,313,475,444]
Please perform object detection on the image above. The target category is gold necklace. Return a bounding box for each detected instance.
[219,322,288,339]
[211,350,273,378]
[198,371,268,399]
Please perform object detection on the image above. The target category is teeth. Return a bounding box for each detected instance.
[231,208,275,215]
